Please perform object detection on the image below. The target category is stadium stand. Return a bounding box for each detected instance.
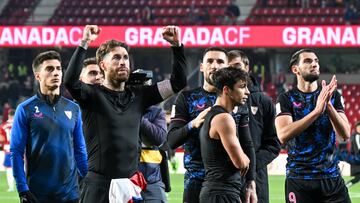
[0,0,39,25]
[340,84,360,128]
[48,0,231,25]
[246,0,346,25]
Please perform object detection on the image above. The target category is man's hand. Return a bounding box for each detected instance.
[245,181,258,203]
[315,80,331,115]
[162,26,180,47]
[190,107,211,129]
[327,75,337,107]
[82,25,101,43]
[19,191,38,203]
[328,75,337,95]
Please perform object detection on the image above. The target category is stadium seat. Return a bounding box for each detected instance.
[248,0,348,25]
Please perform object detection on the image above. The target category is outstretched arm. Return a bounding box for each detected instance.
[167,93,211,149]
[167,93,191,149]
[155,26,187,100]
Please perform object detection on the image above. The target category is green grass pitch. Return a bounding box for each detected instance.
[166,174,360,203]
[0,172,359,203]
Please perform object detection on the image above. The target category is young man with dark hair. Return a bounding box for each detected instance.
[64,25,187,203]
[199,67,250,203]
[228,49,280,203]
[80,57,104,85]
[275,49,351,203]
[11,50,88,203]
[168,47,256,203]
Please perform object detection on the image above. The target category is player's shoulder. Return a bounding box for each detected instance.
[277,88,298,100]
[180,87,203,97]
[18,95,38,109]
[60,96,81,111]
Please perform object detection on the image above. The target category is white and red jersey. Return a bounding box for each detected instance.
[0,119,13,153]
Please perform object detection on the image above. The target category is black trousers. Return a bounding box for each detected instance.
[79,172,111,203]
[285,176,351,203]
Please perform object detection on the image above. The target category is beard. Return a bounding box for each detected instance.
[108,68,129,82]
[301,72,319,83]
[205,73,215,86]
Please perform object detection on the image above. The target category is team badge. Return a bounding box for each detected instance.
[65,111,72,119]
[251,106,258,115]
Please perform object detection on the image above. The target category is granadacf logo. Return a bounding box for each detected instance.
[0,27,82,46]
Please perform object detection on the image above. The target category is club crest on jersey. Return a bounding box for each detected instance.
[196,103,206,110]
[65,111,72,119]
[292,101,303,108]
[33,106,44,118]
[194,98,208,111]
[251,106,258,115]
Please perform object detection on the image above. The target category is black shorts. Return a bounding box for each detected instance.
[183,179,203,203]
[285,176,351,203]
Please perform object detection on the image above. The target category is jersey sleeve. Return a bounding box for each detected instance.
[332,90,345,113]
[63,46,94,103]
[73,107,88,178]
[10,104,29,192]
[275,93,292,117]
[142,45,187,108]
[156,45,187,99]
[236,106,256,181]
[167,92,192,149]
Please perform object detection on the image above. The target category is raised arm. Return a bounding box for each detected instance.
[63,25,100,99]
[154,26,187,100]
